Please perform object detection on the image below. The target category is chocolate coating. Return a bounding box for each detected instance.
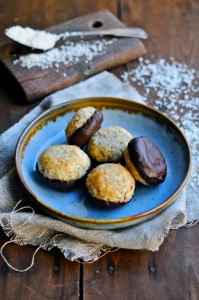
[128,136,167,184]
[68,110,103,147]
[36,164,90,192]
[86,192,128,208]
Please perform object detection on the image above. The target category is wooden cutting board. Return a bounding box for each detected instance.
[0,10,146,102]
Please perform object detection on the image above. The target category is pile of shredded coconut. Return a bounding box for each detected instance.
[13,38,116,74]
[121,57,199,190]
[5,26,59,51]
[7,25,117,76]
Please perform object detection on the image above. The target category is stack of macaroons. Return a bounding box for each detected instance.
[36,106,167,207]
[65,106,103,147]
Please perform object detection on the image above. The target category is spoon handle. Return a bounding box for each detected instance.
[62,28,148,40]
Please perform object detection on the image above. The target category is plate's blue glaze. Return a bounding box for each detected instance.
[15,98,191,229]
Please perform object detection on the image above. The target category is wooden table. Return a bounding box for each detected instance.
[0,1,198,299]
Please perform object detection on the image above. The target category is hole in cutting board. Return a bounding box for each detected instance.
[91,20,103,28]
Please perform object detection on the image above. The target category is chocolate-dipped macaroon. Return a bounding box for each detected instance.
[86,163,135,207]
[36,145,91,191]
[124,136,167,185]
[65,107,103,147]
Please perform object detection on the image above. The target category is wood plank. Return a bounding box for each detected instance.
[120,0,199,66]
[0,228,80,299]
[119,0,199,123]
[83,225,199,300]
[0,10,146,102]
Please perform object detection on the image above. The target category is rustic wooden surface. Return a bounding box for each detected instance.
[0,0,199,299]
[0,10,145,102]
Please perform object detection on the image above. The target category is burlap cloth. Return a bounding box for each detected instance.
[0,71,198,265]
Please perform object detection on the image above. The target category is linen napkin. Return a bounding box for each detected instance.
[0,71,196,265]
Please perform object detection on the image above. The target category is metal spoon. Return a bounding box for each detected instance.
[5,26,148,51]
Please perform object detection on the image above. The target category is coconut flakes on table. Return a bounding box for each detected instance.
[121,57,199,190]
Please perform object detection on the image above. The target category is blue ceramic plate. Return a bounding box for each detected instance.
[15,97,191,229]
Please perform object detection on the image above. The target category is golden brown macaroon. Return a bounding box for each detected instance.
[37,145,91,191]
[65,106,103,147]
[86,163,135,207]
[87,126,132,163]
[124,136,167,185]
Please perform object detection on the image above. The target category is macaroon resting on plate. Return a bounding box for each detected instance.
[15,97,191,229]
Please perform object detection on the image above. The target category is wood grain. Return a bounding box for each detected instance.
[0,228,80,300]
[0,10,146,102]
[83,226,199,300]
[0,0,199,299]
[120,0,199,108]
[120,0,199,64]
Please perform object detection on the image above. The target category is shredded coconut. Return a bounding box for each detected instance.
[86,163,135,203]
[13,38,117,75]
[8,25,117,77]
[121,57,199,189]
[6,25,105,51]
[5,26,59,51]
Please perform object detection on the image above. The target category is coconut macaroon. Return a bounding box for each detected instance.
[86,163,135,207]
[37,145,91,191]
[87,126,132,163]
[124,136,167,185]
[65,106,103,147]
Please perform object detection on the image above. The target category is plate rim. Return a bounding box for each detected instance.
[15,97,192,227]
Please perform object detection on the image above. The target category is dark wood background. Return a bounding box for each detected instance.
[0,1,199,299]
